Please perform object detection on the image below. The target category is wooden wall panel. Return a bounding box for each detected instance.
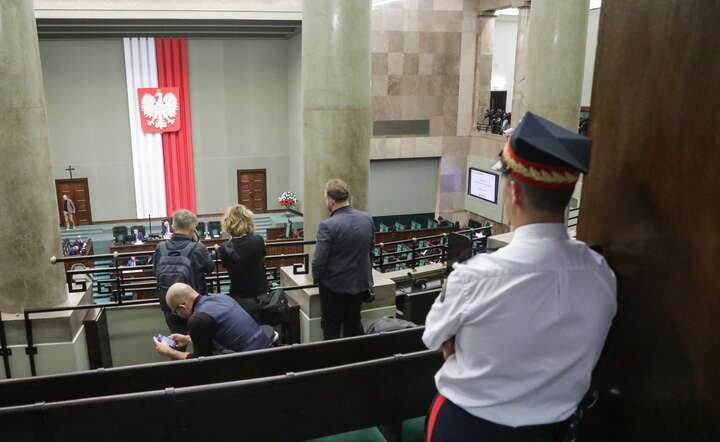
[577,1,720,440]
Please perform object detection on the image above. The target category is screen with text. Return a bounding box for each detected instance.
[468,168,499,204]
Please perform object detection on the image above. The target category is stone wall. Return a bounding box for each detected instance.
[371,0,485,221]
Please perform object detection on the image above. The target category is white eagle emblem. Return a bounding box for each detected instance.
[141,90,179,130]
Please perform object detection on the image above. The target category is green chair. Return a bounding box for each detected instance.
[305,426,386,442]
[112,226,128,243]
[394,222,406,231]
[196,222,207,237]
[207,221,222,236]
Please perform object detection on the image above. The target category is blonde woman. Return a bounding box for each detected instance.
[218,205,267,317]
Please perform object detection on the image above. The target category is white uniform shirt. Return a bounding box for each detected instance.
[422,223,616,427]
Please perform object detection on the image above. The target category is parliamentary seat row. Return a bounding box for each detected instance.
[0,326,427,408]
[0,348,442,442]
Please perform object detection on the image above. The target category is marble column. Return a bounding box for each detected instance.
[0,0,68,312]
[302,0,371,239]
[472,11,495,133]
[524,0,589,131]
[510,1,531,126]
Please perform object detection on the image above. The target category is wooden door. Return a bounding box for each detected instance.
[236,169,267,213]
[56,178,93,226]
[577,1,720,440]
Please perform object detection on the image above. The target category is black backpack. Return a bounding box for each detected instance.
[155,241,198,306]
[256,288,290,326]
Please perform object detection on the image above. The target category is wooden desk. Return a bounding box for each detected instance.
[63,239,95,271]
[111,267,156,300]
[109,238,226,255]
[265,240,305,267]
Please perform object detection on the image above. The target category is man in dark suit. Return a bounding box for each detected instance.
[312,178,375,339]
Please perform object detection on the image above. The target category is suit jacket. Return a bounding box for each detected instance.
[312,206,374,295]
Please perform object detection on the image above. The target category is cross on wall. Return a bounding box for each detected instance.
[65,164,75,179]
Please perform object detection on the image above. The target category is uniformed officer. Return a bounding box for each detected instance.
[423,112,617,442]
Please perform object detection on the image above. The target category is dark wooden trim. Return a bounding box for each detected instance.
[0,349,441,442]
[264,208,303,216]
[0,327,426,407]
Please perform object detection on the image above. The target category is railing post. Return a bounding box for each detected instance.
[378,243,384,271]
[441,233,448,263]
[112,251,124,304]
[213,244,221,293]
[0,312,12,379]
[410,238,417,271]
[23,311,37,376]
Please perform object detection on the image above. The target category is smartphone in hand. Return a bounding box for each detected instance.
[155,334,177,348]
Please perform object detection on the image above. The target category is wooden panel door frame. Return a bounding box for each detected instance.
[56,178,93,226]
[236,168,267,213]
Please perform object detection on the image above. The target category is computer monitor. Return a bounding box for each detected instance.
[468,167,499,204]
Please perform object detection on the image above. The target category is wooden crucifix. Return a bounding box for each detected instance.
[65,164,75,179]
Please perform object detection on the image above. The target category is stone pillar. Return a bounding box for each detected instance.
[510,1,531,126]
[0,0,68,312]
[472,11,495,133]
[525,0,589,131]
[302,0,371,239]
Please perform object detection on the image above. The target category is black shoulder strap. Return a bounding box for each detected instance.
[180,240,199,257]
[156,241,169,257]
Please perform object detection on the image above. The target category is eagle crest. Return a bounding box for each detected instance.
[141,90,178,130]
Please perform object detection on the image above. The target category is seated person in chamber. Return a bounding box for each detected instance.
[72,235,84,249]
[131,228,144,243]
[153,283,272,360]
[161,220,171,238]
[68,245,81,255]
[217,204,267,319]
[127,256,137,267]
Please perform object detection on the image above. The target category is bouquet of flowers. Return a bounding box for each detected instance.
[278,191,298,210]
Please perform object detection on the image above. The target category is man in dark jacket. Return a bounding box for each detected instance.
[312,178,375,339]
[153,283,271,359]
[154,209,214,334]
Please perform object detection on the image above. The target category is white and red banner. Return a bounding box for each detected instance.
[138,87,181,133]
[123,37,196,218]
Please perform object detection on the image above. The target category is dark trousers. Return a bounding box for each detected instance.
[425,394,565,442]
[163,310,188,335]
[319,287,364,340]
